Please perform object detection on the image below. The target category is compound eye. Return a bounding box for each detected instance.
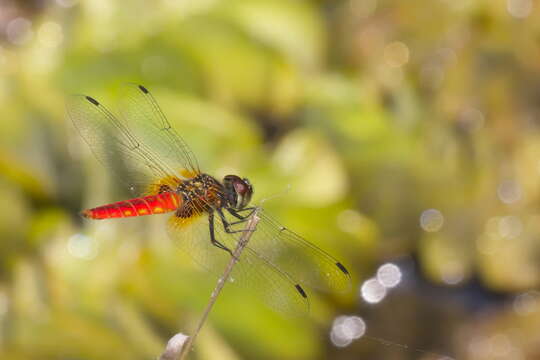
[233,180,248,196]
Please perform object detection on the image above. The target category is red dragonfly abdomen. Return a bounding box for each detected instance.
[81,191,182,220]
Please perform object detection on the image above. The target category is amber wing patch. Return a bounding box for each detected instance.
[146,175,183,195]
[168,210,203,230]
[180,168,199,179]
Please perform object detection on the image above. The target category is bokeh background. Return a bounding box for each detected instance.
[1,0,540,359]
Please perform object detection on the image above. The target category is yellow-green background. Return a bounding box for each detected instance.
[1,0,540,359]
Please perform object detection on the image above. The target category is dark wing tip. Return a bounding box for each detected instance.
[336,262,350,275]
[85,96,99,106]
[138,84,149,94]
[295,284,308,298]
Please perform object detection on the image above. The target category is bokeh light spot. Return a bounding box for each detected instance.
[330,315,366,347]
[420,209,444,232]
[376,263,402,288]
[360,278,387,304]
[507,0,532,18]
[489,334,512,357]
[513,291,540,315]
[497,179,522,204]
[6,17,33,45]
[440,261,464,285]
[383,41,410,68]
[498,215,523,239]
[336,209,364,234]
[38,22,64,48]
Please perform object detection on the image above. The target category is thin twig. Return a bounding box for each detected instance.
[174,208,261,360]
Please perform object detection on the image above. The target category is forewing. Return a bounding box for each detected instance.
[230,209,352,293]
[118,84,200,177]
[67,94,184,195]
[167,212,309,315]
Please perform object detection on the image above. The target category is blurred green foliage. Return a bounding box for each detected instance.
[1,0,540,359]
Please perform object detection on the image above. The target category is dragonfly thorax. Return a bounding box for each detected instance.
[174,173,223,216]
[173,174,252,217]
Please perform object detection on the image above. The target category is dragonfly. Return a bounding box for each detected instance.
[67,84,351,314]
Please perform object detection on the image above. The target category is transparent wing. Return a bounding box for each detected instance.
[167,212,309,315]
[118,84,200,177]
[67,94,186,195]
[230,208,351,293]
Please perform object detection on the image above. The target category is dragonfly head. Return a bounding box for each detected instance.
[223,175,253,210]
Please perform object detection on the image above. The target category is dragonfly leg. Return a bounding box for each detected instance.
[208,212,235,257]
[227,207,257,222]
[217,208,256,234]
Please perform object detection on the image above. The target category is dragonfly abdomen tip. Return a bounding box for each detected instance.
[80,209,92,218]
